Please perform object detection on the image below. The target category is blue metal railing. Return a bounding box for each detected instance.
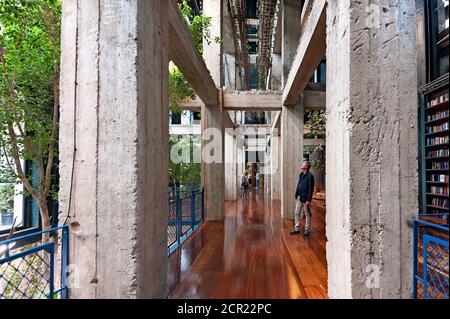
[168,188,204,256]
[413,214,449,299]
[0,225,68,299]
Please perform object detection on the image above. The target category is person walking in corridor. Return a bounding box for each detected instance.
[291,161,315,236]
[241,171,250,199]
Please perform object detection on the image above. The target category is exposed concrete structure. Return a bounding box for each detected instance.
[270,133,281,200]
[283,0,326,106]
[203,0,223,86]
[59,0,168,298]
[280,99,304,219]
[225,130,237,200]
[182,89,325,111]
[280,0,303,220]
[281,0,301,86]
[201,0,225,221]
[326,0,418,298]
[169,0,218,106]
[57,0,425,300]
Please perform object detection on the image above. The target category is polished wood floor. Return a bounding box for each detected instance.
[167,188,328,299]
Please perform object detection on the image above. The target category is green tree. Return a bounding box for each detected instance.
[0,0,61,241]
[169,0,218,111]
[169,136,201,191]
[305,110,326,138]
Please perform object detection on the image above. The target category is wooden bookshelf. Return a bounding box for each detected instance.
[421,88,450,215]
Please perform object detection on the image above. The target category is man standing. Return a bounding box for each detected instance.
[290,161,315,236]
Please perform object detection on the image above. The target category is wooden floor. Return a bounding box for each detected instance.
[167,188,328,299]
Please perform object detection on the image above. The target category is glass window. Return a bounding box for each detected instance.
[428,0,449,80]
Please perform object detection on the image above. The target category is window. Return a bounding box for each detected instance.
[427,0,449,80]
[170,111,182,125]
[0,159,40,235]
[246,0,257,19]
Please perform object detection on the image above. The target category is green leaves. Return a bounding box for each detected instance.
[305,110,326,138]
[169,1,220,111]
[0,0,61,200]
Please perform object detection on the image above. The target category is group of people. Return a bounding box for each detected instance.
[240,161,315,236]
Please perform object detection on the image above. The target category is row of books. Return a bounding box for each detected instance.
[427,149,450,157]
[429,197,449,209]
[428,174,449,182]
[426,122,449,134]
[426,109,449,122]
[427,186,449,195]
[427,92,449,108]
[429,161,449,169]
[426,136,449,146]
[427,209,449,218]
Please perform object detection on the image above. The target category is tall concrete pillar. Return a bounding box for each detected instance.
[203,0,222,86]
[271,134,281,200]
[281,0,301,86]
[224,53,236,89]
[280,0,302,219]
[281,100,304,219]
[225,130,237,200]
[326,0,418,298]
[59,0,168,298]
[271,54,282,90]
[202,0,224,220]
[201,104,224,220]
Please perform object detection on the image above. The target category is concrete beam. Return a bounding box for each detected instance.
[223,91,283,111]
[169,125,201,136]
[169,0,218,106]
[282,0,326,106]
[304,138,325,146]
[223,109,235,129]
[178,90,325,111]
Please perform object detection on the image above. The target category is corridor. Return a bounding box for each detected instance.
[167,189,327,299]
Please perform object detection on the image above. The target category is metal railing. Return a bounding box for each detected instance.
[0,225,69,299]
[168,188,204,256]
[413,214,449,299]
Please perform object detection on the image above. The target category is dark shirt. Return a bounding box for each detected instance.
[295,171,315,203]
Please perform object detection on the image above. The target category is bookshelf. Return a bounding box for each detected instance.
[421,89,450,215]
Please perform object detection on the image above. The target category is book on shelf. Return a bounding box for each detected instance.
[425,136,449,146]
[429,160,449,170]
[427,92,449,108]
[426,109,449,122]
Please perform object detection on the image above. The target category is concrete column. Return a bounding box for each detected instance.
[326,0,418,298]
[202,0,224,220]
[59,0,168,298]
[280,0,302,219]
[271,54,283,90]
[224,53,236,89]
[281,0,301,86]
[281,100,304,219]
[201,103,225,220]
[203,0,222,86]
[225,130,237,200]
[271,134,281,200]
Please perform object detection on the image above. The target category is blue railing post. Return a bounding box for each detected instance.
[413,220,418,299]
[49,244,55,299]
[201,187,205,222]
[191,190,196,229]
[61,226,69,299]
[176,190,182,246]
